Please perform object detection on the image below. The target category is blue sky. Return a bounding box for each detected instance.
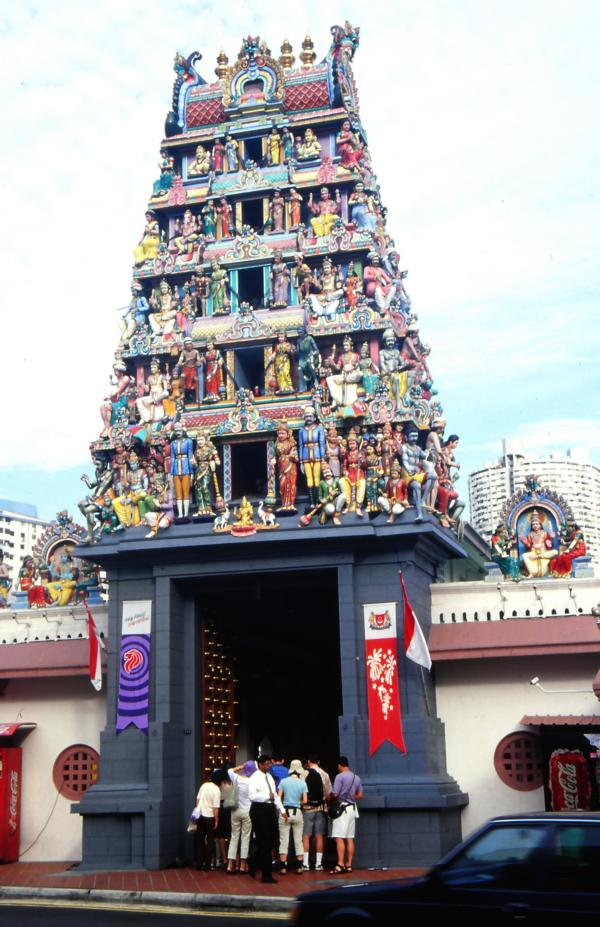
[0,0,598,522]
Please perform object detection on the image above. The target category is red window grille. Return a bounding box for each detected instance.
[52,744,100,800]
[493,731,543,791]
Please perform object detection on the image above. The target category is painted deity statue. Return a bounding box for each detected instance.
[216,198,234,239]
[326,336,363,409]
[177,337,202,403]
[172,209,200,258]
[270,189,286,232]
[152,149,174,197]
[120,283,150,345]
[364,444,385,513]
[308,187,341,237]
[340,430,367,516]
[136,358,169,424]
[170,423,195,518]
[315,466,345,525]
[288,188,303,228]
[305,257,343,322]
[349,181,376,232]
[379,329,407,405]
[225,135,240,172]
[133,210,160,265]
[358,342,379,396]
[100,363,132,437]
[294,253,314,302]
[144,479,175,539]
[194,432,221,516]
[491,524,521,582]
[297,327,321,388]
[209,258,230,314]
[282,126,295,161]
[188,144,211,176]
[336,119,364,170]
[268,332,295,394]
[378,459,408,524]
[296,127,321,160]
[201,200,217,238]
[363,251,393,312]
[343,267,362,311]
[435,434,464,527]
[400,424,436,523]
[112,452,150,528]
[268,127,282,165]
[550,524,587,578]
[211,137,225,173]
[520,510,556,577]
[201,339,225,402]
[149,279,179,338]
[298,406,326,507]
[275,424,299,511]
[0,551,11,608]
[270,251,291,308]
[325,425,345,478]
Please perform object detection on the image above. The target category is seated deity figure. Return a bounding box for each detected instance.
[519,510,557,577]
[400,423,436,523]
[308,187,341,238]
[296,127,322,160]
[133,210,160,265]
[148,279,179,338]
[305,257,343,322]
[378,459,408,524]
[325,336,363,409]
[336,119,364,170]
[171,208,200,258]
[135,358,169,424]
[363,251,393,312]
[188,144,211,176]
[550,524,587,578]
[491,524,522,582]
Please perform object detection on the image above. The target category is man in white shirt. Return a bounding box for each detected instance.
[195,771,221,870]
[248,754,286,883]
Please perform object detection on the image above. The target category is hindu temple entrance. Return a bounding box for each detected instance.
[196,568,341,773]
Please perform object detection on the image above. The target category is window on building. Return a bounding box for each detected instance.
[493,731,543,791]
[53,744,100,800]
[230,440,268,500]
[240,198,265,232]
[236,266,264,308]
[234,346,265,394]
[241,135,264,164]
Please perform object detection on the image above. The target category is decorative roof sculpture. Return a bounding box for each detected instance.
[82,23,465,543]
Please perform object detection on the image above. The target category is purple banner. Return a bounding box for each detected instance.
[116,633,151,734]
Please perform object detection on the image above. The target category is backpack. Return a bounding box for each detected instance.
[305,767,324,805]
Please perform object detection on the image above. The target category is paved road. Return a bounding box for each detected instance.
[0,900,288,926]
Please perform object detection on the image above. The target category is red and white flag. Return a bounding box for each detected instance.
[400,572,432,671]
[363,602,406,755]
[84,600,105,692]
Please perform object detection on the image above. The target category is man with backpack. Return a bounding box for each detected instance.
[302,754,332,871]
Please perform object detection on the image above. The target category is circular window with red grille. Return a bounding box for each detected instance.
[52,744,100,800]
[494,731,543,791]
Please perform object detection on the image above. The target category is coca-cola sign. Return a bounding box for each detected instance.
[7,770,18,834]
[549,749,592,811]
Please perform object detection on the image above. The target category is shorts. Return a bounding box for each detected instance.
[331,804,357,839]
[302,809,327,838]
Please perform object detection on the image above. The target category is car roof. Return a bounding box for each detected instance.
[488,813,600,822]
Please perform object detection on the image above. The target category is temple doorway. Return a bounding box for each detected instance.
[196,568,342,775]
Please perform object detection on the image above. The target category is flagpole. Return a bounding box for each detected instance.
[420,665,432,716]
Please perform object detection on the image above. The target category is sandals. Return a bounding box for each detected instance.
[330,864,346,874]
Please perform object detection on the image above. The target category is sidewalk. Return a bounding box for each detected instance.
[0,862,424,913]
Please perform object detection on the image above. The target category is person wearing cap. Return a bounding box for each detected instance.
[277,760,308,874]
[226,760,256,874]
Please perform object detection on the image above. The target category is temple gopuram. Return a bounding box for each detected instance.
[75,23,469,870]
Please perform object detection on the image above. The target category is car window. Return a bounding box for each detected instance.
[544,825,600,893]
[439,825,548,888]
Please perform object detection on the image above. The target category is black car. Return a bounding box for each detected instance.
[291,813,600,923]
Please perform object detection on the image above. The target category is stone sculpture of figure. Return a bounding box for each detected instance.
[0,550,11,608]
[201,339,226,402]
[435,433,464,527]
[267,332,295,394]
[170,423,195,518]
[133,210,160,265]
[144,478,174,538]
[188,144,211,176]
[225,135,240,172]
[163,365,183,417]
[149,279,179,338]
[192,270,210,316]
[305,257,343,322]
[172,208,200,258]
[177,280,196,335]
[379,328,406,405]
[296,127,321,160]
[401,423,436,523]
[336,119,364,170]
[269,251,291,308]
[136,358,169,424]
[344,267,362,311]
[100,363,133,437]
[153,150,175,196]
[288,188,303,228]
[340,429,367,516]
[268,126,282,165]
[177,337,202,403]
[282,126,295,161]
[325,425,345,478]
[349,181,376,232]
[308,187,341,237]
[358,342,379,396]
[194,432,221,516]
[294,253,314,302]
[519,510,556,577]
[45,552,77,607]
[363,251,393,312]
[316,466,345,525]
[550,524,587,577]
[491,524,521,582]
[326,336,363,409]
[378,459,408,524]
[209,258,230,314]
[80,454,114,541]
[270,189,286,232]
[216,198,234,239]
[211,137,225,173]
[275,424,299,511]
[364,444,385,513]
[297,327,321,388]
[201,200,217,238]
[379,422,398,477]
[298,406,326,507]
[120,283,151,346]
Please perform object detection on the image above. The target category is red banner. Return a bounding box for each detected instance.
[549,749,591,811]
[364,603,406,755]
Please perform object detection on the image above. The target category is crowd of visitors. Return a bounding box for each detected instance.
[192,753,363,882]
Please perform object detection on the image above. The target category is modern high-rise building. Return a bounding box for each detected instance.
[0,500,51,585]
[468,440,600,564]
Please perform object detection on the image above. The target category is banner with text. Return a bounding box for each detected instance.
[116,600,152,735]
[363,602,406,755]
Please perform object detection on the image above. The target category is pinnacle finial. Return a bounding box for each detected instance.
[279,38,295,69]
[300,34,316,67]
[215,49,229,79]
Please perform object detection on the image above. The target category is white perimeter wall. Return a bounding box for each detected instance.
[435,653,600,838]
[3,676,106,862]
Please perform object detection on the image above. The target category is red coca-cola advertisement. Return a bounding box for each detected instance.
[549,748,592,811]
[0,747,22,862]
